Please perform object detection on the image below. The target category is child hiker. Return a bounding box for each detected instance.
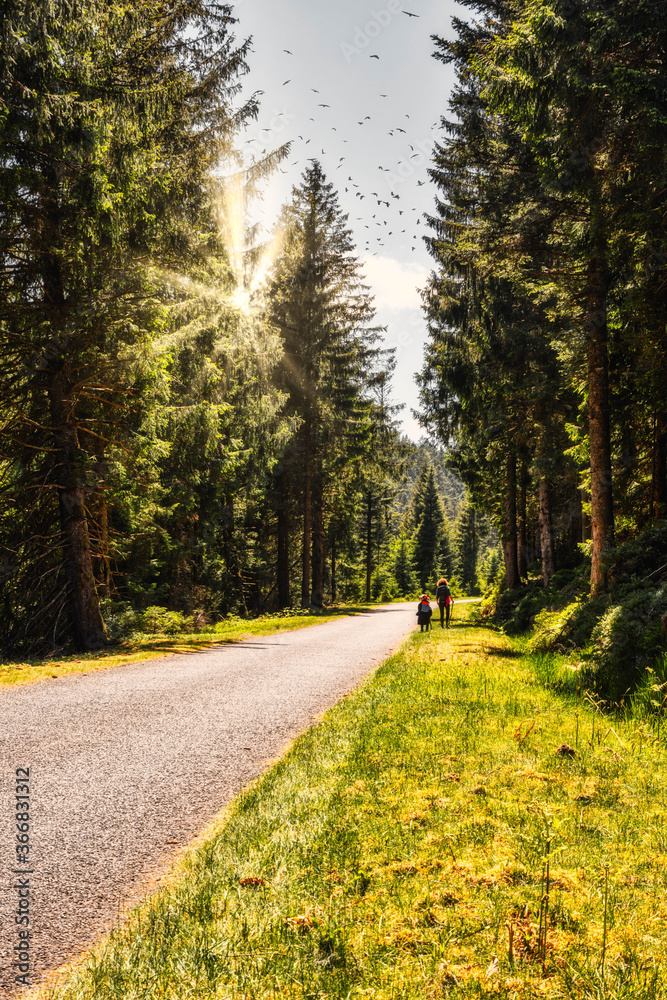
[416,594,433,632]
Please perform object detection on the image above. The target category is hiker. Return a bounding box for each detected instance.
[416,594,433,632]
[436,577,453,629]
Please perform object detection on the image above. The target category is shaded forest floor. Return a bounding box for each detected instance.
[0,606,372,689]
[36,604,667,1000]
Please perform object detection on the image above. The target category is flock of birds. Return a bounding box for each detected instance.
[243,7,439,260]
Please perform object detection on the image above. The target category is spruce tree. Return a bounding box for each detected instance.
[268,161,388,607]
[394,537,416,596]
[413,466,446,591]
[0,0,259,651]
[456,501,480,596]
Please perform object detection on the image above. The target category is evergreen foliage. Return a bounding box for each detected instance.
[268,161,401,607]
[418,0,667,608]
[0,0,263,652]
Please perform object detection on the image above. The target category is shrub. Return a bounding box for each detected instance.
[588,585,667,699]
[102,602,198,640]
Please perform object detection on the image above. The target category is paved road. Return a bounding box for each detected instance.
[0,604,416,994]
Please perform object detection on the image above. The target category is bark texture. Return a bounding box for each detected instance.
[50,368,107,651]
[365,492,373,603]
[518,462,529,580]
[587,258,614,595]
[301,439,312,608]
[276,469,291,608]
[538,478,556,587]
[311,475,325,607]
[503,451,520,589]
[655,413,667,520]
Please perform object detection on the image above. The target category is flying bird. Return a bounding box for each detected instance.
[283,49,293,53]
[403,9,420,15]
[370,54,380,59]
[283,80,291,85]
[318,103,331,107]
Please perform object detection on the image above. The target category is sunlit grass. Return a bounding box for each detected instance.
[0,606,371,688]
[32,604,667,1000]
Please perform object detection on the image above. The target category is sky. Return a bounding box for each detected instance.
[230,0,464,440]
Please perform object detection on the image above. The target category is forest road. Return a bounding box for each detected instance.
[0,602,418,995]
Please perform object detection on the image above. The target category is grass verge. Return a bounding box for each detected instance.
[0,606,371,688]
[34,604,667,1000]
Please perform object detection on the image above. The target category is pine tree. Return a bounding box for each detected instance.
[456,502,480,596]
[268,161,388,607]
[0,0,260,652]
[413,466,447,591]
[394,537,416,596]
[438,519,457,580]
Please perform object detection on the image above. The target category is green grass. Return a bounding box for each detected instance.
[35,605,667,1000]
[0,606,371,688]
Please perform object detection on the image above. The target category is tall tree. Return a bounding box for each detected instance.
[413,465,448,591]
[0,0,259,651]
[268,162,388,607]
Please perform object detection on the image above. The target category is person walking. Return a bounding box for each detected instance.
[436,577,453,628]
[416,594,433,632]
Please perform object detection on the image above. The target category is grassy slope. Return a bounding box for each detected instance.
[36,605,667,1000]
[0,608,370,689]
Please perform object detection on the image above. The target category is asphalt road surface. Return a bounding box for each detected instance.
[0,603,419,994]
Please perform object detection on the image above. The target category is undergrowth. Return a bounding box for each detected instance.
[482,522,667,703]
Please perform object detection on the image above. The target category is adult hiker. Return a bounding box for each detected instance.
[435,577,453,629]
[416,594,433,632]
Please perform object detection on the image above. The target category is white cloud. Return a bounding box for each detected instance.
[362,256,428,311]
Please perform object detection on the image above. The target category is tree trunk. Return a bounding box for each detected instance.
[276,469,291,608]
[655,412,667,520]
[587,256,614,596]
[581,491,590,542]
[95,497,111,600]
[311,474,325,607]
[301,436,312,608]
[518,461,528,580]
[503,451,520,589]
[365,491,373,603]
[85,433,111,600]
[222,495,247,614]
[331,533,337,604]
[50,369,107,651]
[538,478,556,587]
